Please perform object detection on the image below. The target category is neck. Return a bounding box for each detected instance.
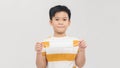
[54,32,66,37]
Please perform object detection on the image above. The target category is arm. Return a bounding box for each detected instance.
[75,40,87,68]
[36,53,47,68]
[75,49,86,68]
[35,42,47,68]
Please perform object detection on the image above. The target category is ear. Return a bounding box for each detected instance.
[68,20,71,26]
[49,20,52,26]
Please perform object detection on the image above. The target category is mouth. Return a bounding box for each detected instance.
[57,26,65,28]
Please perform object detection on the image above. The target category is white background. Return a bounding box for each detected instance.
[0,0,120,68]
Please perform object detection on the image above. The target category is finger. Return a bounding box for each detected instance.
[36,42,41,44]
[35,45,42,50]
[79,40,84,45]
[80,40,86,44]
[79,40,84,42]
[81,42,86,47]
[79,41,86,47]
[36,42,42,46]
[81,44,87,48]
[36,45,43,49]
[36,47,42,51]
[79,45,87,49]
[80,40,85,43]
[36,44,42,47]
[37,42,43,46]
[79,40,84,44]
[36,47,42,50]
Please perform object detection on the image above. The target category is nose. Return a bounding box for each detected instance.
[58,21,63,25]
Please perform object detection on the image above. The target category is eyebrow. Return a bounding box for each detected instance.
[54,17,68,18]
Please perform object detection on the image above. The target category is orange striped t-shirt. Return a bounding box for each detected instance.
[41,36,80,68]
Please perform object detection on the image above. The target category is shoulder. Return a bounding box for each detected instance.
[67,36,81,47]
[41,36,52,42]
[67,36,80,40]
[40,36,52,48]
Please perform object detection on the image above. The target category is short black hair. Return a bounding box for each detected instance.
[49,5,71,20]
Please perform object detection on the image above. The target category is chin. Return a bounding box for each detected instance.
[57,31,65,34]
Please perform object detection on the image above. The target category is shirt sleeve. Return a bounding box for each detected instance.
[73,37,81,53]
[41,41,50,56]
[41,46,46,56]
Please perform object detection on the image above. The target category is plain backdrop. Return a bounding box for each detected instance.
[0,0,120,68]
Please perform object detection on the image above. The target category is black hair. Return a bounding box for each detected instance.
[49,5,71,20]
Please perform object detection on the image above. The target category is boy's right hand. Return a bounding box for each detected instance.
[35,42,43,54]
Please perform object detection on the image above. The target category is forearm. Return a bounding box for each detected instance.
[36,53,46,68]
[75,50,86,68]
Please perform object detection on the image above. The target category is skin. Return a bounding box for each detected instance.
[35,11,87,68]
[50,11,70,37]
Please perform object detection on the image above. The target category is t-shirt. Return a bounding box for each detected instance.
[41,36,80,68]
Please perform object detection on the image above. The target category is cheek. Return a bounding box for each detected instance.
[64,22,70,26]
[51,21,57,26]
[53,23,58,27]
[52,23,58,29]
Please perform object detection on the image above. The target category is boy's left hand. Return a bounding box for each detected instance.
[78,40,87,51]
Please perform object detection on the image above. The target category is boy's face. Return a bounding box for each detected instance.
[50,11,70,34]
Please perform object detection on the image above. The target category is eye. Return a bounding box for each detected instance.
[55,19,59,21]
[63,19,67,21]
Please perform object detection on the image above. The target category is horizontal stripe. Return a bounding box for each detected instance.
[73,66,76,68]
[73,40,79,47]
[46,47,78,54]
[41,41,50,48]
[42,52,46,56]
[46,53,76,62]
[47,61,76,68]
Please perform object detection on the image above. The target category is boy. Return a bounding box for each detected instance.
[35,5,87,68]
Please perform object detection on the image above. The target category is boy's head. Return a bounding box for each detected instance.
[49,5,71,34]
